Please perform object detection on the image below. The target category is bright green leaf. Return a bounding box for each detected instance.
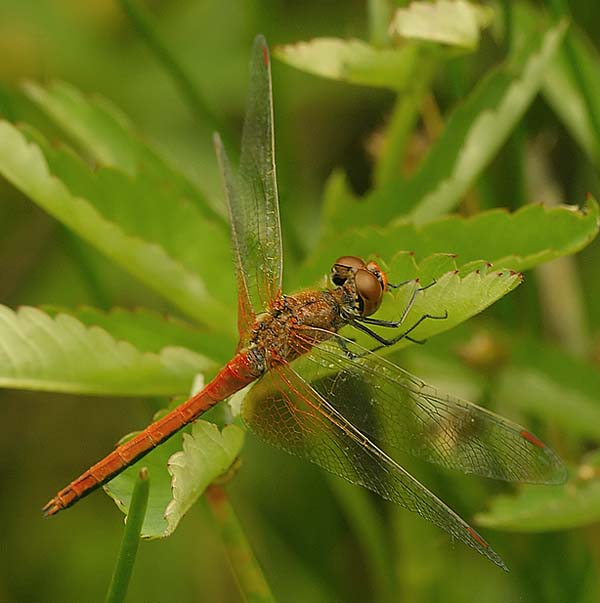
[274,37,428,90]
[324,21,567,230]
[105,420,244,539]
[104,426,185,538]
[0,121,235,331]
[164,421,244,537]
[42,305,236,365]
[0,304,213,395]
[24,80,224,220]
[390,0,494,50]
[21,121,235,316]
[341,262,522,351]
[299,198,598,288]
[476,452,600,532]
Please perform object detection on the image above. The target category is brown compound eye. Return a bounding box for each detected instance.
[331,255,367,286]
[355,268,384,316]
[366,260,389,291]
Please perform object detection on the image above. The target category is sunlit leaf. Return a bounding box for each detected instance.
[343,262,522,351]
[24,80,223,219]
[164,421,244,536]
[0,121,235,331]
[390,0,494,50]
[42,305,236,365]
[105,419,244,539]
[324,21,567,230]
[299,198,598,288]
[0,305,213,395]
[274,37,429,90]
[476,452,600,532]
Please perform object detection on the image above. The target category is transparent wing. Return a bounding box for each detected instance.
[288,328,567,484]
[243,364,508,570]
[215,35,282,341]
[214,134,255,339]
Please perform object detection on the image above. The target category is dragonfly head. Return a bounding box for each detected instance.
[331,256,388,317]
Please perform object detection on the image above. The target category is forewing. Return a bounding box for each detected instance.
[243,365,508,570]
[238,35,282,315]
[214,35,282,341]
[289,328,567,485]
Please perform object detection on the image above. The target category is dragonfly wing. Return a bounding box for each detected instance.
[288,328,567,484]
[243,364,508,570]
[214,134,256,339]
[238,35,282,312]
[215,35,282,340]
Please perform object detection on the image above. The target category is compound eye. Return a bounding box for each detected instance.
[355,269,384,316]
[366,260,388,291]
[331,255,367,286]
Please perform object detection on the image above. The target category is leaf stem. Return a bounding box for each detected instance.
[105,468,150,603]
[205,484,276,603]
[374,60,436,186]
[368,0,391,47]
[118,0,227,139]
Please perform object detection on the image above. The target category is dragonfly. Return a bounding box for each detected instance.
[43,35,566,570]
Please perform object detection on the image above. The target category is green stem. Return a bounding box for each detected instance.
[374,60,436,187]
[118,0,228,140]
[547,0,600,160]
[368,0,391,47]
[205,485,276,603]
[105,468,150,603]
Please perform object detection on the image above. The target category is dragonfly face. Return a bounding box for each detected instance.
[331,255,388,317]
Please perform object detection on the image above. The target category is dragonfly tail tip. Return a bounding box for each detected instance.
[41,499,60,517]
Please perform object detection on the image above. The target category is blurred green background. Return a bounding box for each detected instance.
[1,1,600,601]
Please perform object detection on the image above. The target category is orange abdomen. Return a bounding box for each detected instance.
[43,352,260,516]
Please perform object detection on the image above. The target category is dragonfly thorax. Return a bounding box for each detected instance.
[331,256,387,317]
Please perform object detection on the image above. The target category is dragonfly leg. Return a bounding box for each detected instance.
[351,310,448,351]
[333,335,357,359]
[361,279,439,329]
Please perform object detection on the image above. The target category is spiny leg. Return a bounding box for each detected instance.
[351,310,449,353]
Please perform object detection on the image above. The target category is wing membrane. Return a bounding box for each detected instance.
[289,328,567,484]
[214,134,255,339]
[243,364,508,570]
[215,35,282,341]
[238,36,282,312]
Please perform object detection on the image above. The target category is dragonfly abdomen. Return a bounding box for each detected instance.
[43,353,260,516]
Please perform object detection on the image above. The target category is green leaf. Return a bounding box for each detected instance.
[390,0,494,50]
[42,305,236,365]
[0,305,214,395]
[104,425,185,538]
[105,420,244,539]
[165,422,244,536]
[324,21,567,230]
[340,260,522,351]
[274,37,428,90]
[24,80,223,220]
[476,452,600,532]
[298,198,598,288]
[0,121,236,331]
